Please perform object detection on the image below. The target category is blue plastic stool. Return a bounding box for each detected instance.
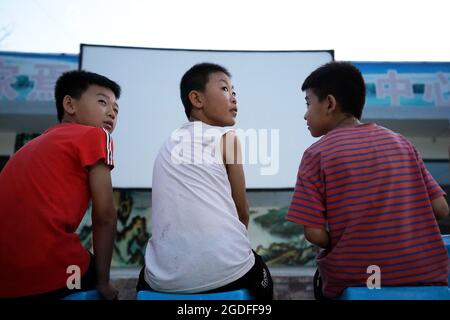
[341,234,450,300]
[340,286,450,300]
[443,234,450,285]
[136,289,253,300]
[62,290,102,300]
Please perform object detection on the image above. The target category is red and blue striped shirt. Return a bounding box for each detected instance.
[286,123,448,298]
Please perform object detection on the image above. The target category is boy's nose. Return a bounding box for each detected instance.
[107,107,116,119]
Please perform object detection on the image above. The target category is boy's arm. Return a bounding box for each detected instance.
[411,145,449,221]
[304,227,330,249]
[89,160,118,300]
[221,131,249,228]
[431,196,449,220]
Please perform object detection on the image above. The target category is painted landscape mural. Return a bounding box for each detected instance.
[77,190,316,268]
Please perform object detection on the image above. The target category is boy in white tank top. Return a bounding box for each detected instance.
[137,63,273,300]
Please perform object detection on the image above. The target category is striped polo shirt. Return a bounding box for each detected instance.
[286,123,448,298]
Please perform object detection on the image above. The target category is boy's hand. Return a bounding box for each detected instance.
[97,282,119,300]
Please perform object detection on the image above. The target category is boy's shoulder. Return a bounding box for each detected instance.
[170,121,232,142]
[31,124,110,154]
[45,123,109,140]
[47,122,105,133]
[367,123,413,146]
[308,123,413,155]
[305,123,394,154]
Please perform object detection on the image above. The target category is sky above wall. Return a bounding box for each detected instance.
[0,0,449,61]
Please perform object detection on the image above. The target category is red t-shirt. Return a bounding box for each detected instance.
[286,123,448,298]
[0,123,114,297]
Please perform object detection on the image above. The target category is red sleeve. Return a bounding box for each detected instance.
[77,127,114,169]
[286,148,326,229]
[411,145,445,201]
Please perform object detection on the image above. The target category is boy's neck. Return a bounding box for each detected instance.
[334,115,361,130]
[61,115,77,125]
[189,115,221,127]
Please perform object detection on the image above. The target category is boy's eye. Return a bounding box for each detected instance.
[232,92,236,97]
[99,99,107,105]
[114,108,119,114]
[222,87,229,92]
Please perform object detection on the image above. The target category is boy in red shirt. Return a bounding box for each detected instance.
[0,70,121,300]
[286,61,449,299]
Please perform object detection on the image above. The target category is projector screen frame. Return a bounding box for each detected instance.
[80,44,334,190]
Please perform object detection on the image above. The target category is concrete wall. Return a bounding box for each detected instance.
[0,132,15,156]
[408,137,449,160]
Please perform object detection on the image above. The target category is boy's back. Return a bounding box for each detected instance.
[287,123,448,297]
[0,123,113,297]
[146,121,254,293]
[139,63,273,300]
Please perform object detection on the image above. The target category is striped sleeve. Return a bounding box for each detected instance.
[102,128,114,167]
[286,149,326,229]
[77,127,114,169]
[412,145,445,200]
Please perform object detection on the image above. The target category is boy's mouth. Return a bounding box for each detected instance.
[103,121,114,132]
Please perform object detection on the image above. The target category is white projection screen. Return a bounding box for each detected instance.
[80,45,333,188]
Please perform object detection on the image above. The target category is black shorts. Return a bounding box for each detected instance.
[137,250,274,300]
[207,250,274,300]
[313,268,330,301]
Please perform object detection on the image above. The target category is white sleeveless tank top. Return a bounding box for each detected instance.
[144,121,255,293]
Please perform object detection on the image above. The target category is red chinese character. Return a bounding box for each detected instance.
[27,64,71,101]
[376,70,413,106]
[424,73,450,107]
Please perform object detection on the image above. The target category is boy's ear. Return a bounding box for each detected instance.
[188,90,203,110]
[62,95,76,116]
[326,94,338,115]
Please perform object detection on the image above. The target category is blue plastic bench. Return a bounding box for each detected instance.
[443,234,450,285]
[62,290,102,300]
[136,289,253,300]
[340,234,450,300]
[340,286,450,300]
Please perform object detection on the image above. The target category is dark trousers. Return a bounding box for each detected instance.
[313,268,330,301]
[5,252,97,300]
[137,250,274,300]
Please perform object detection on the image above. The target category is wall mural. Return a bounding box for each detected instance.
[12,132,315,268]
[78,190,151,267]
[250,207,316,267]
[77,190,316,268]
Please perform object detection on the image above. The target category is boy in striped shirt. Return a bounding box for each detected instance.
[286,61,449,299]
[0,70,121,300]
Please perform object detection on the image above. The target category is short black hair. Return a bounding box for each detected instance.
[180,63,231,119]
[301,61,366,119]
[54,70,121,122]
